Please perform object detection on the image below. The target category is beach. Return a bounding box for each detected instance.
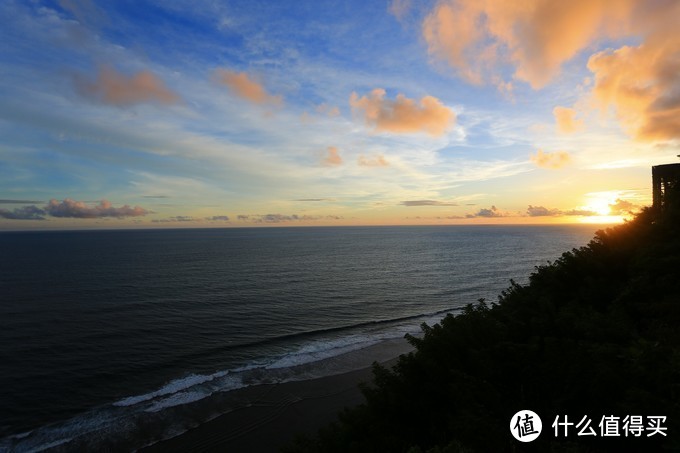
[142,360,392,452]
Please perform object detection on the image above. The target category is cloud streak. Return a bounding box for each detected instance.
[350,89,455,136]
[0,206,46,220]
[214,69,282,105]
[322,147,343,166]
[358,155,389,167]
[76,66,180,106]
[45,199,150,218]
[553,106,583,134]
[400,200,458,206]
[530,150,571,169]
[466,205,504,218]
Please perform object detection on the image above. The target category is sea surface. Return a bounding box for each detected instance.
[0,224,603,451]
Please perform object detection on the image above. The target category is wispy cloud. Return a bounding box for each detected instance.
[466,205,505,218]
[530,150,571,169]
[400,199,458,206]
[358,155,389,167]
[235,213,342,223]
[350,89,455,136]
[0,199,44,204]
[322,146,343,166]
[527,205,599,217]
[553,106,584,134]
[0,206,46,220]
[214,69,283,105]
[45,199,151,218]
[563,209,597,216]
[608,198,637,215]
[75,66,180,106]
[315,103,340,117]
[388,0,412,22]
[526,205,561,217]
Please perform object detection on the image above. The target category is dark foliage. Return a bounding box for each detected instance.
[284,203,680,453]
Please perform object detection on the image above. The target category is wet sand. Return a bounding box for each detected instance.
[141,360,395,452]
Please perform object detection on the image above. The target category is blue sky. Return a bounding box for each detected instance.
[1,0,678,228]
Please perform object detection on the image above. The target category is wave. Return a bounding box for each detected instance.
[218,306,461,352]
[1,306,460,452]
[115,306,461,409]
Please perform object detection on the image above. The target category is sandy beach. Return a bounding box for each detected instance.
[141,360,393,452]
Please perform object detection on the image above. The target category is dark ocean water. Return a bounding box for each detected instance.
[0,225,602,451]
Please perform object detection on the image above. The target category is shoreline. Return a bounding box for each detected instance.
[140,358,399,452]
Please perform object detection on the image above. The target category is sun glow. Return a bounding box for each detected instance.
[581,191,626,216]
[578,215,625,224]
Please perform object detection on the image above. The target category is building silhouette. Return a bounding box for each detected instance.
[652,163,680,210]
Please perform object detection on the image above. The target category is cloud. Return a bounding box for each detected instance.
[358,155,389,167]
[553,106,584,134]
[587,7,680,141]
[316,103,340,117]
[241,214,319,223]
[422,0,637,88]
[294,198,334,202]
[141,195,170,199]
[58,0,105,27]
[208,215,230,221]
[0,199,44,204]
[350,89,455,136]
[234,214,343,224]
[467,205,504,218]
[389,0,412,21]
[530,149,571,169]
[400,200,458,206]
[151,216,196,223]
[45,199,150,218]
[608,198,637,215]
[563,208,597,216]
[76,66,180,106]
[322,147,343,166]
[0,205,46,220]
[214,69,282,105]
[421,1,680,140]
[527,205,560,217]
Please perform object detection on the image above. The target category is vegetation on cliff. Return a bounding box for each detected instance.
[285,204,680,452]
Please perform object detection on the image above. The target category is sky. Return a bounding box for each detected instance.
[1,0,679,229]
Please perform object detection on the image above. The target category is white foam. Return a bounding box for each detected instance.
[113,370,229,407]
[265,334,389,370]
[27,437,73,453]
[145,391,209,413]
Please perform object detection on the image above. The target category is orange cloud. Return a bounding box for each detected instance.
[316,103,340,117]
[349,89,455,136]
[77,66,180,106]
[553,106,584,133]
[389,0,412,21]
[358,155,389,167]
[215,69,282,105]
[587,5,680,141]
[322,147,343,166]
[45,199,150,218]
[422,0,637,88]
[530,149,571,169]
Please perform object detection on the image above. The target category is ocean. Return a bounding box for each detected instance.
[0,224,602,451]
